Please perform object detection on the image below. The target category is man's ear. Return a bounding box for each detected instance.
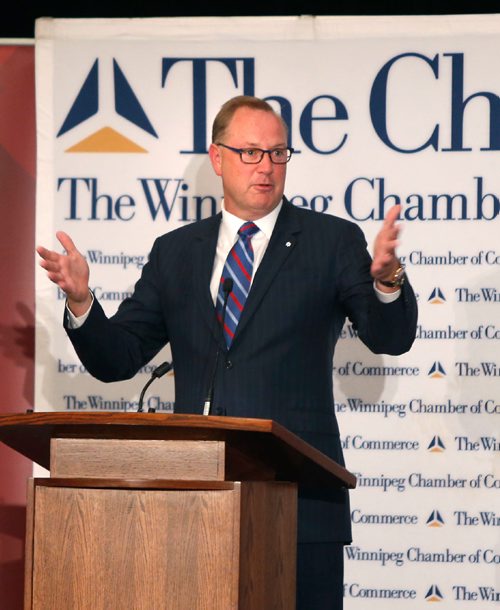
[208,143,222,177]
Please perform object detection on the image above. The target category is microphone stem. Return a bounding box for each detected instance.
[203,346,221,415]
[204,282,231,416]
[137,377,154,412]
[136,361,172,413]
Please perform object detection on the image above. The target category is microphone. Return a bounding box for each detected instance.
[136,361,173,413]
[203,277,233,416]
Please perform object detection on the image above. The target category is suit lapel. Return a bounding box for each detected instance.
[231,200,301,345]
[192,213,223,343]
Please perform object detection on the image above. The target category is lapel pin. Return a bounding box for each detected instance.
[285,241,292,248]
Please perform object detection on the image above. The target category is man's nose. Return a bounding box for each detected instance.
[258,152,274,171]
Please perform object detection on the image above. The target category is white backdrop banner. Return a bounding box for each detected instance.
[34,15,499,607]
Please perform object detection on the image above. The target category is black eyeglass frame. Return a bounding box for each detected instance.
[216,142,294,164]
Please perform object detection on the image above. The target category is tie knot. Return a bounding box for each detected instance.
[238,222,259,239]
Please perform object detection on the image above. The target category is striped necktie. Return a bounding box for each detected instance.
[216,221,260,346]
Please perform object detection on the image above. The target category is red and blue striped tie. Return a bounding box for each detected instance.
[217,222,260,347]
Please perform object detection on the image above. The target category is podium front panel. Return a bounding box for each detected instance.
[27,478,297,610]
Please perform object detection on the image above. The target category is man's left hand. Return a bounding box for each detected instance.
[371,204,402,292]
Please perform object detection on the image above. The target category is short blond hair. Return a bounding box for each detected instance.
[211,95,287,143]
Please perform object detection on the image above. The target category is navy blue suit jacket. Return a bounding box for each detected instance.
[66,200,417,544]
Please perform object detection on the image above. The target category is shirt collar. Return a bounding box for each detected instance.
[221,199,283,241]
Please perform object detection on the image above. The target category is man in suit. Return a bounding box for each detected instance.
[37,95,417,609]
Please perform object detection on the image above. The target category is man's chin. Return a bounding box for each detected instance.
[226,193,282,219]
[250,197,281,215]
[251,189,282,206]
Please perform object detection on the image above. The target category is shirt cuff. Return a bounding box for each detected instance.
[65,292,94,328]
[373,281,401,303]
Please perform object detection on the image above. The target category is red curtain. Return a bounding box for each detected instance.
[0,43,36,609]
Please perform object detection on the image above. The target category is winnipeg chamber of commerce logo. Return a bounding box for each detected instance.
[428,361,446,378]
[426,510,445,527]
[57,58,158,153]
[425,584,445,602]
[428,287,446,304]
[427,435,446,453]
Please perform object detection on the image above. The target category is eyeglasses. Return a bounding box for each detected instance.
[216,142,294,164]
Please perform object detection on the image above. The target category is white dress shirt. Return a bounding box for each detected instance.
[209,200,282,303]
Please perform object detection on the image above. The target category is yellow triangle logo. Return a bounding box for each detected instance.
[66,126,147,153]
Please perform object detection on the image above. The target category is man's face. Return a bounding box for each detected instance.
[209,107,288,220]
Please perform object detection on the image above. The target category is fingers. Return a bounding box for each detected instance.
[36,232,80,268]
[36,248,63,279]
[383,205,402,238]
[36,234,75,283]
[382,235,399,259]
[37,232,91,304]
[384,204,401,227]
[381,205,402,249]
[371,205,403,279]
[56,231,78,254]
[36,244,59,262]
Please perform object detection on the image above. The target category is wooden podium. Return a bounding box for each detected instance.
[0,412,356,610]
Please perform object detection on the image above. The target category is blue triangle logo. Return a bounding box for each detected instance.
[57,59,99,136]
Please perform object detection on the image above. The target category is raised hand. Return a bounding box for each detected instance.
[36,231,92,316]
[371,205,403,291]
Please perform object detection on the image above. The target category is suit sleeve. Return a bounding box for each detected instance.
[336,222,418,355]
[64,238,169,382]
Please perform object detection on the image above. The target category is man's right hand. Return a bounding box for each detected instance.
[36,231,92,317]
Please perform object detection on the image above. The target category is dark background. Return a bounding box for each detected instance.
[3,1,500,39]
